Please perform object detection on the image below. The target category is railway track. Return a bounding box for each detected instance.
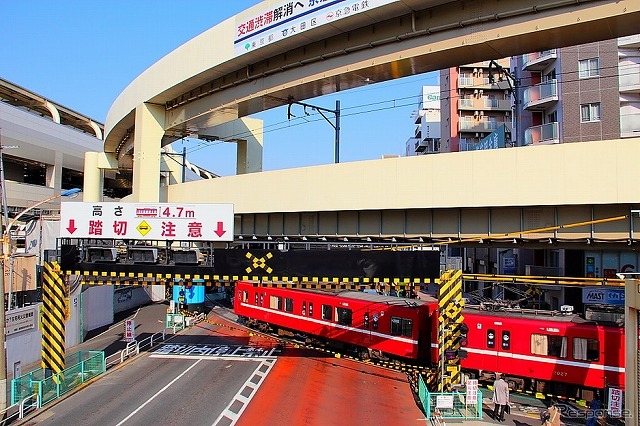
[205,307,438,391]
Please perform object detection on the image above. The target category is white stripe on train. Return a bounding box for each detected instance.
[463,347,625,373]
[239,302,418,345]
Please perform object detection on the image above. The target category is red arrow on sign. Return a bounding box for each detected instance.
[66,219,77,234]
[214,221,226,237]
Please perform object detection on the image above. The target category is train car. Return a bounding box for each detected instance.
[460,307,625,399]
[234,281,439,361]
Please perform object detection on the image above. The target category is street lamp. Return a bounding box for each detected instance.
[0,187,81,414]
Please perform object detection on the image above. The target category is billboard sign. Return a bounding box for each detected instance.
[582,287,625,306]
[60,202,234,241]
[235,0,397,56]
[476,124,507,151]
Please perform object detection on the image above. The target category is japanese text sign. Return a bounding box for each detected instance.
[60,202,234,241]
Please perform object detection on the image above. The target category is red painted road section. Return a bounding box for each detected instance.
[207,311,426,426]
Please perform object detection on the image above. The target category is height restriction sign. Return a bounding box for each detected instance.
[60,202,234,241]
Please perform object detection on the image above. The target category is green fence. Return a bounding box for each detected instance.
[11,351,105,406]
[417,375,483,420]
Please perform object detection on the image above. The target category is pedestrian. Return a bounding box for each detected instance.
[586,395,602,426]
[492,372,509,422]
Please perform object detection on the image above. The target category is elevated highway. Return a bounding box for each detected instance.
[85,0,640,248]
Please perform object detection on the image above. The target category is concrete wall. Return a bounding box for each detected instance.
[114,286,152,314]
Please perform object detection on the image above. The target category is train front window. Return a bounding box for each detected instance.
[322,304,332,320]
[531,333,567,358]
[285,298,294,312]
[391,317,413,337]
[336,307,352,325]
[573,337,599,361]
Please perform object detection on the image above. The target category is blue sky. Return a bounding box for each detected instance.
[1,1,438,176]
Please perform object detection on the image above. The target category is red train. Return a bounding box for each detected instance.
[233,281,625,399]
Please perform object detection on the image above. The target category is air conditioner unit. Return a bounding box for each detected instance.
[86,247,118,263]
[473,111,479,116]
[473,89,479,95]
[473,68,478,74]
[479,90,484,95]
[479,111,484,116]
[505,111,510,117]
[129,247,158,264]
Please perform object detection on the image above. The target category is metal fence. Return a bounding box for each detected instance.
[417,375,483,420]
[11,350,105,406]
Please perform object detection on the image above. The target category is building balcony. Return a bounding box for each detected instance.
[619,69,640,93]
[524,122,559,145]
[621,112,640,138]
[618,35,640,49]
[415,138,439,154]
[459,120,511,134]
[521,50,557,71]
[458,98,512,111]
[523,80,558,110]
[458,77,511,90]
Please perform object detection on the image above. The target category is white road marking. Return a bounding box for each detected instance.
[115,359,202,425]
[212,358,276,426]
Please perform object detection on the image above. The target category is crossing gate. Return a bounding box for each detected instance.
[42,261,67,378]
[437,269,465,392]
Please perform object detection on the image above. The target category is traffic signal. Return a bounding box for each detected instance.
[458,322,469,359]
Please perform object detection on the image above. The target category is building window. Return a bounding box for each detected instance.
[580,103,601,122]
[579,58,599,78]
[573,338,599,361]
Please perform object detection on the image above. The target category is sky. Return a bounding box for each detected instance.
[0,1,438,176]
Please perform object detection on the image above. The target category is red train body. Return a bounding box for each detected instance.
[233,281,625,395]
[460,309,625,394]
[233,281,439,361]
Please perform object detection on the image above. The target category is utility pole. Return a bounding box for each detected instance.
[0,129,9,415]
[488,60,520,147]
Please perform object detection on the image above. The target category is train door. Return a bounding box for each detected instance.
[483,321,513,377]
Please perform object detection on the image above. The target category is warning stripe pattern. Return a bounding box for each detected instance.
[42,261,66,375]
[437,269,464,392]
[64,270,432,289]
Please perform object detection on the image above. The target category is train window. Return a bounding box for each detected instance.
[302,301,307,316]
[270,295,283,310]
[336,307,352,325]
[285,298,294,312]
[391,317,413,337]
[254,293,258,305]
[573,338,599,361]
[322,304,332,320]
[372,314,379,330]
[363,312,370,328]
[309,302,313,317]
[487,329,496,348]
[242,291,249,303]
[501,331,510,350]
[260,294,264,306]
[531,334,568,358]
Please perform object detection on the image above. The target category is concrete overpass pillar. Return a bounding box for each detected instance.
[132,103,164,202]
[200,117,263,175]
[83,151,119,202]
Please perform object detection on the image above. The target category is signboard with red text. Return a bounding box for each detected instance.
[60,202,234,241]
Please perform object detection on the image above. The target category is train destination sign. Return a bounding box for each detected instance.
[60,202,234,241]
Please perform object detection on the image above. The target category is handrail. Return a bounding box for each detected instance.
[19,393,39,418]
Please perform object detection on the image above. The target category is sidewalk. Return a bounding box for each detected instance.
[10,302,171,382]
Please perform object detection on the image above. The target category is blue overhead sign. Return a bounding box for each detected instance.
[582,287,625,306]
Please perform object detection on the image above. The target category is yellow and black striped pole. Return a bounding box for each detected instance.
[42,261,66,378]
[437,269,464,392]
